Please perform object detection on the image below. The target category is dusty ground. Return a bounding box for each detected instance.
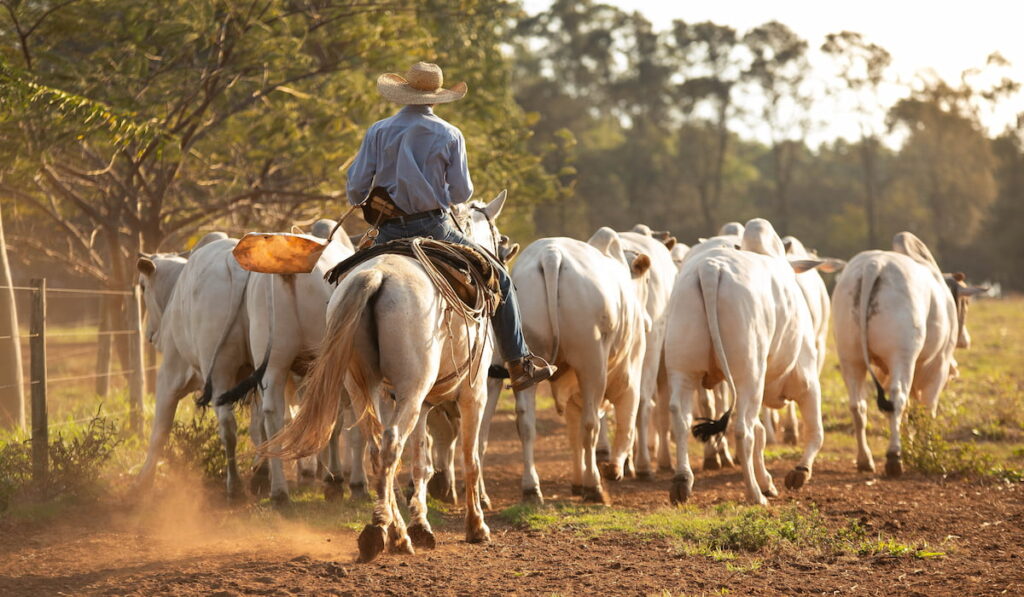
[1,405,1022,597]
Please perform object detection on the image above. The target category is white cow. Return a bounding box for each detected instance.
[832,232,985,475]
[510,228,650,504]
[664,219,826,505]
[136,239,253,498]
[217,223,354,504]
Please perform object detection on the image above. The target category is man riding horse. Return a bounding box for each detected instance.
[346,61,556,392]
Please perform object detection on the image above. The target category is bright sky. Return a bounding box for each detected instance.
[522,0,1024,145]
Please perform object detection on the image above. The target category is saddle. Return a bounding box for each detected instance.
[324,238,503,315]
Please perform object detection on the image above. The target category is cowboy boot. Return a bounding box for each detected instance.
[506,355,557,392]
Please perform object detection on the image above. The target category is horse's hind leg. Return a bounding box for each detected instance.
[407,407,437,549]
[459,384,491,544]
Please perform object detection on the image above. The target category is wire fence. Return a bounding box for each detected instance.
[1,281,149,481]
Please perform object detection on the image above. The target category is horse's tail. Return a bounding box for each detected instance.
[540,247,562,363]
[259,269,384,460]
[692,260,736,442]
[858,259,891,412]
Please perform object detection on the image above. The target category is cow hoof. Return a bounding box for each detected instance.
[783,429,799,446]
[857,460,876,473]
[720,454,735,468]
[784,467,810,490]
[428,471,457,504]
[349,483,371,501]
[580,485,610,505]
[407,523,437,549]
[323,479,345,502]
[249,473,271,497]
[703,455,722,471]
[762,483,780,498]
[622,456,635,478]
[466,522,491,544]
[270,491,291,508]
[635,469,655,482]
[570,484,583,497]
[658,463,674,473]
[522,487,544,505]
[669,474,692,506]
[885,453,903,477]
[387,524,415,555]
[595,448,611,465]
[357,525,387,563]
[600,462,623,482]
[480,493,493,511]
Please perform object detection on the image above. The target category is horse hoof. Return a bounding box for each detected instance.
[784,467,810,490]
[323,480,345,502]
[570,484,583,497]
[349,483,371,501]
[600,462,622,482]
[357,525,387,563]
[466,523,491,544]
[669,474,692,506]
[580,485,610,505]
[635,469,655,482]
[885,453,903,477]
[857,460,876,473]
[428,471,457,504]
[595,449,611,465]
[249,473,271,497]
[703,455,722,471]
[407,523,436,549]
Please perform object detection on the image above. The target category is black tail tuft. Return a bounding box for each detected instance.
[692,409,731,443]
[488,365,510,379]
[195,377,214,407]
[216,359,268,407]
[874,378,894,412]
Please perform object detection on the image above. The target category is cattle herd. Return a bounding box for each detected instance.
[134,193,987,563]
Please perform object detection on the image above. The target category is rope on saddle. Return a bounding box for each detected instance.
[324,238,504,388]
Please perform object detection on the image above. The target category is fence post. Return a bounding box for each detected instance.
[30,278,47,483]
[128,284,145,436]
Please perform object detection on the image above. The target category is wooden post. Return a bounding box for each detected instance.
[30,278,47,483]
[128,284,146,435]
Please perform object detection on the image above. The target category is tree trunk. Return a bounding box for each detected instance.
[94,299,113,397]
[860,136,879,248]
[0,205,25,429]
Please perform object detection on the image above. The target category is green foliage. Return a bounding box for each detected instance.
[0,412,123,512]
[165,412,228,482]
[903,404,1023,483]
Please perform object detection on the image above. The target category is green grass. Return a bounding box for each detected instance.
[499,501,936,561]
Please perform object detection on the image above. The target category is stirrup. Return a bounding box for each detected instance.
[506,355,557,392]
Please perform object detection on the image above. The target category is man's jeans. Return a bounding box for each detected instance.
[373,211,529,362]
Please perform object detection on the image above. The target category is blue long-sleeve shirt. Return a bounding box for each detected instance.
[345,105,474,214]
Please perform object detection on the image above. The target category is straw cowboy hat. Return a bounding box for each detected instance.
[377,62,468,105]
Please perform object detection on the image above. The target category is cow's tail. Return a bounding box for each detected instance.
[196,264,251,407]
[216,275,274,407]
[540,247,562,363]
[692,261,736,442]
[259,269,384,460]
[859,260,892,412]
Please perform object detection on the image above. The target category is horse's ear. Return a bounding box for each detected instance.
[483,189,508,221]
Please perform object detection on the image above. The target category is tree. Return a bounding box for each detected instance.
[0,205,23,429]
[821,31,892,248]
[670,20,744,232]
[742,21,812,233]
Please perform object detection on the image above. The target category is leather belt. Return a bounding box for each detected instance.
[380,208,445,226]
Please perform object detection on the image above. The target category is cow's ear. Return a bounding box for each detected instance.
[815,258,847,273]
[137,257,156,276]
[783,239,793,254]
[789,258,825,273]
[960,285,988,297]
[953,272,966,283]
[631,253,651,278]
[663,236,677,251]
[483,189,508,221]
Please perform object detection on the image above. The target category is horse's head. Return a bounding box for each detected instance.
[452,189,515,263]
